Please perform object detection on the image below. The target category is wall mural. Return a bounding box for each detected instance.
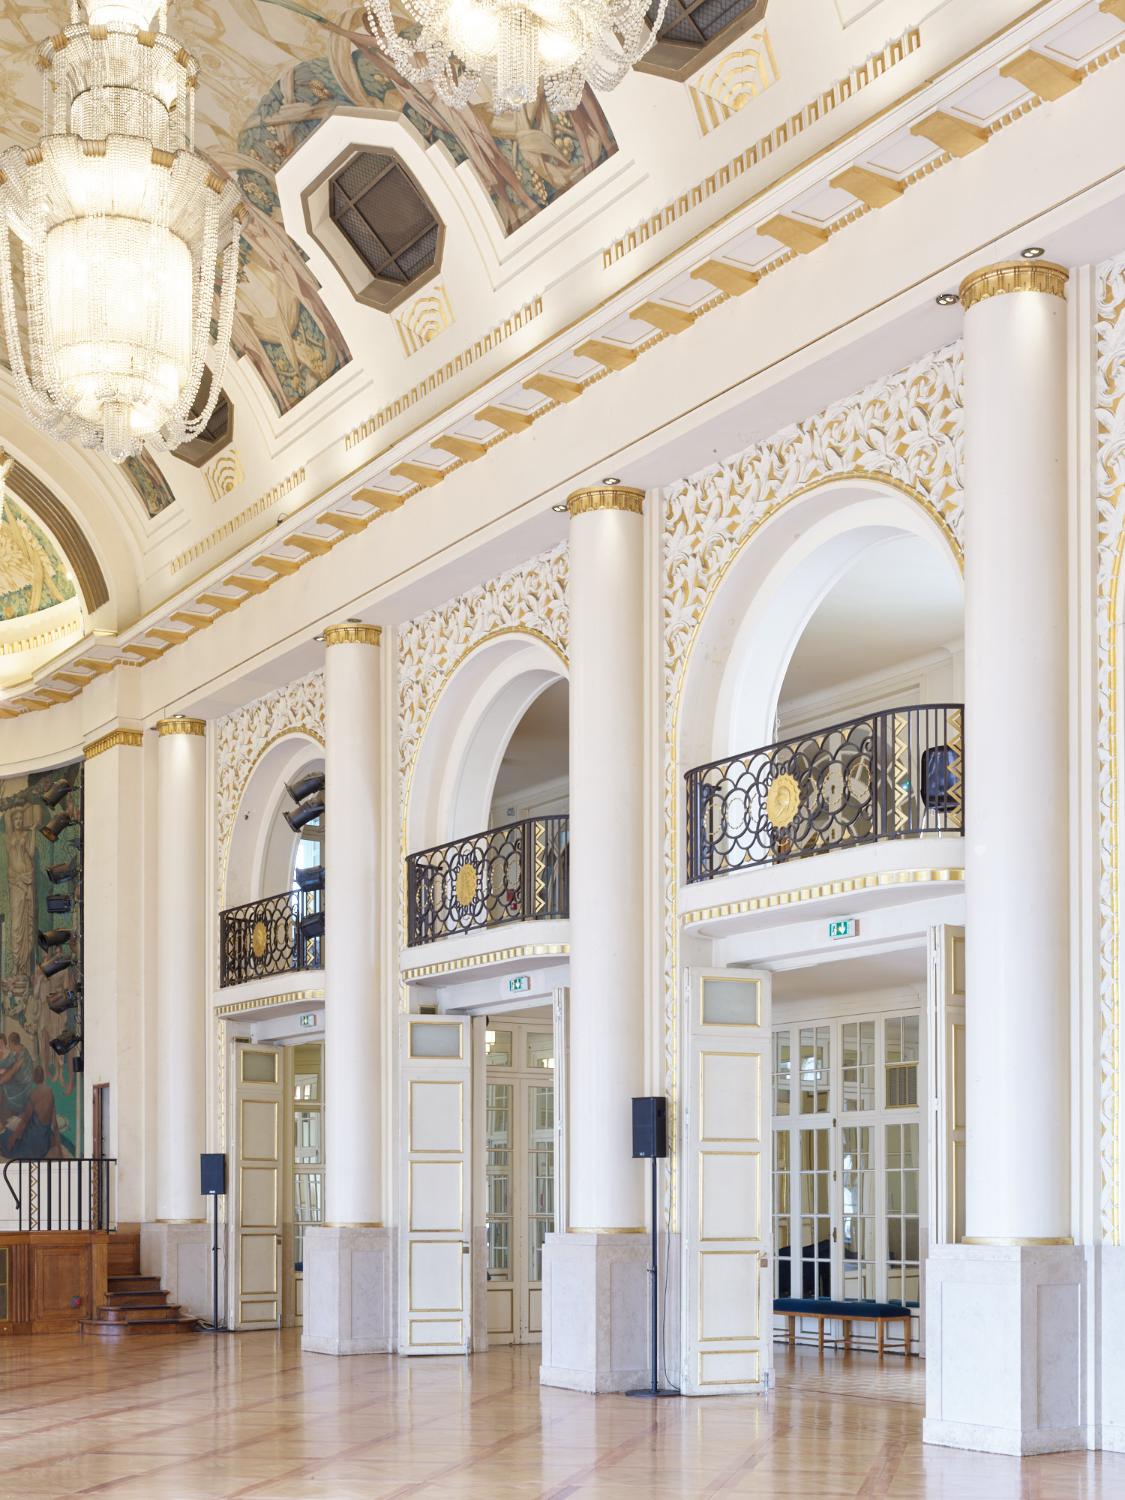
[0,763,82,1162]
[0,493,76,622]
[0,3,617,420]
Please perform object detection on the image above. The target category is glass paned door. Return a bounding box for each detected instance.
[486,1083,513,1282]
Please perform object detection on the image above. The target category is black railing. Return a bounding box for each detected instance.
[219,885,324,988]
[407,815,569,946]
[686,704,963,883]
[3,1157,116,1232]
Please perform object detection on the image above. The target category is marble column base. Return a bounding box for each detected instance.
[140,1221,212,1322]
[540,1231,649,1393]
[923,1243,1086,1455]
[301,1226,393,1355]
[1097,1245,1125,1451]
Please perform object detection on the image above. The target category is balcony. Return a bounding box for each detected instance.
[219,871,324,988]
[685,704,963,884]
[406,815,569,946]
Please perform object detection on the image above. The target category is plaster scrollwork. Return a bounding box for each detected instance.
[660,344,964,1223]
[397,542,569,792]
[214,668,325,904]
[1095,254,1125,1244]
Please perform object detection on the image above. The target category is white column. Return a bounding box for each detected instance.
[154,716,207,1222]
[961,262,1070,1244]
[541,485,649,1393]
[303,622,392,1355]
[925,261,1084,1456]
[81,728,145,1220]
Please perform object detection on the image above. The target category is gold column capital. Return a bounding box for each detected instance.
[566,486,645,517]
[155,716,206,737]
[958,260,1069,311]
[323,622,382,648]
[84,727,144,760]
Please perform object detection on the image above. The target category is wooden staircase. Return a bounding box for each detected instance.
[81,1227,200,1338]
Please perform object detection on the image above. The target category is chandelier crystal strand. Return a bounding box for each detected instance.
[0,0,242,462]
[365,0,668,114]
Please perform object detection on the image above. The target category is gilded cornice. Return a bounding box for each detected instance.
[959,260,1069,310]
[567,486,645,517]
[83,728,143,760]
[323,623,382,648]
[155,715,206,736]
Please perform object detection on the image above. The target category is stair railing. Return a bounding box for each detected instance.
[2,1157,117,1232]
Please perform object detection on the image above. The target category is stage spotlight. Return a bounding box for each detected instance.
[286,771,325,804]
[38,928,71,949]
[46,894,72,915]
[40,810,74,842]
[284,799,324,832]
[294,864,325,893]
[39,953,73,979]
[50,1031,81,1057]
[46,858,78,883]
[41,777,71,808]
[49,990,78,1015]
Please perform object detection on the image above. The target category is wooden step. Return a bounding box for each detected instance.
[107,1275,162,1294]
[107,1225,141,1278]
[81,1315,200,1338]
[95,1303,185,1323]
[104,1288,171,1307]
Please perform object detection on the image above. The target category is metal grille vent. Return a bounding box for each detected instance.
[329,151,441,289]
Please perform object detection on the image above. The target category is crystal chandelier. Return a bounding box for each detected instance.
[0,1,242,462]
[365,0,668,113]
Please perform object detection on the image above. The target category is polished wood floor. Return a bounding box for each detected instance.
[0,1332,1120,1497]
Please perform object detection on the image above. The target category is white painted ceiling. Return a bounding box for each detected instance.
[780,534,963,704]
[771,945,926,1004]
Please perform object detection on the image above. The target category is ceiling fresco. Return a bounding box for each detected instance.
[0,493,75,622]
[0,1,617,420]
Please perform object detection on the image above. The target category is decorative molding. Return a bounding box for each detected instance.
[687,30,779,139]
[959,260,1069,310]
[401,943,570,981]
[169,466,307,575]
[324,623,382,648]
[601,25,920,267]
[215,987,324,1017]
[394,284,455,357]
[567,486,645,516]
[204,449,245,502]
[683,868,964,926]
[1095,253,1125,1245]
[156,716,205,736]
[344,296,544,451]
[84,728,143,759]
[214,670,325,906]
[661,344,964,1228]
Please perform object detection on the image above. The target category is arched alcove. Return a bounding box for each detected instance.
[223,733,324,910]
[406,634,568,854]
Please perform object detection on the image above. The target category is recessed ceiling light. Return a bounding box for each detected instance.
[602,476,622,486]
[314,633,326,644]
[552,502,568,513]
[1021,246,1045,259]
[935,292,959,307]
[276,512,287,526]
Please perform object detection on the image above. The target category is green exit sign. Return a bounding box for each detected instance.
[827,918,858,941]
[298,1012,317,1028]
[507,975,532,995]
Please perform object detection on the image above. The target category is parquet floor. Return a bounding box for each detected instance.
[0,1332,1120,1498]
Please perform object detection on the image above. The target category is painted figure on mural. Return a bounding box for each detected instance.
[0,1066,63,1159]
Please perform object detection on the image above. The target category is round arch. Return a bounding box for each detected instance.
[405,631,568,855]
[223,731,324,909]
[676,477,963,776]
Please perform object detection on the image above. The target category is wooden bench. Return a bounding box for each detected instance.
[774,1297,914,1357]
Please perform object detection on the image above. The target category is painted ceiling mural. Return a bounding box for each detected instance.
[0,493,76,623]
[0,1,617,420]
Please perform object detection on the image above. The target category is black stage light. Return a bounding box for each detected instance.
[39,953,73,978]
[40,810,74,842]
[46,858,78,883]
[38,928,71,949]
[286,771,325,804]
[46,894,72,915]
[294,864,325,893]
[41,777,71,808]
[284,798,324,832]
[49,990,78,1015]
[50,1031,81,1057]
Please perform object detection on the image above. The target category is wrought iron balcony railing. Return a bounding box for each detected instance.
[3,1157,116,1232]
[407,815,569,946]
[685,704,963,884]
[219,885,324,988]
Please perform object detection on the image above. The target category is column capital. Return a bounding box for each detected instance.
[155,716,206,737]
[958,259,1068,311]
[566,486,645,517]
[324,622,382,648]
[84,727,143,760]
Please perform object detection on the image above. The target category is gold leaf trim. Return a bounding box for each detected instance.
[959,260,1069,310]
[567,486,645,516]
[323,623,382,648]
[155,716,205,736]
[84,728,143,760]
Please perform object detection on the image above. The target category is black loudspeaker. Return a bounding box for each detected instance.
[632,1096,668,1159]
[200,1153,227,1196]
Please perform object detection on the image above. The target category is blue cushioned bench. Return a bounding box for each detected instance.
[774,1297,913,1357]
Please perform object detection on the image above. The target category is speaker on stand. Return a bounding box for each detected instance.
[200,1153,229,1333]
[626,1097,679,1398]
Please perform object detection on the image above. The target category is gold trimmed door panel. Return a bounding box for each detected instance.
[232,1044,284,1330]
[681,969,771,1396]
